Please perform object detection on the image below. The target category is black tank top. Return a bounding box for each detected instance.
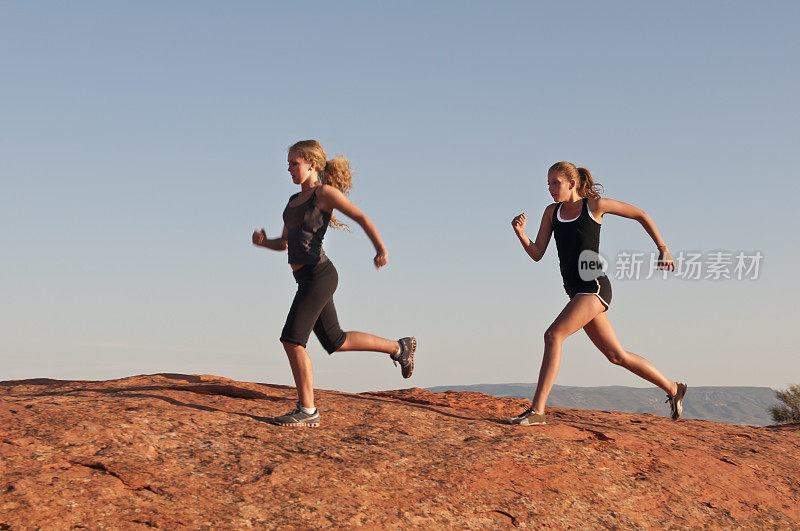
[283,188,331,265]
[552,198,604,285]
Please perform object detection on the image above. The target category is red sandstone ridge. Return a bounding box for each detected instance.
[1,374,798,528]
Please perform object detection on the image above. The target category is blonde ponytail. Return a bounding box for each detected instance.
[320,156,352,230]
[575,166,603,199]
[549,161,603,199]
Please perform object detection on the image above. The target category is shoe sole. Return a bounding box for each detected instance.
[672,383,687,420]
[516,418,546,426]
[403,337,416,379]
[273,420,320,427]
[509,411,546,426]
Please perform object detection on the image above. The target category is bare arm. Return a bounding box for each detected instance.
[594,198,674,270]
[511,204,555,262]
[317,185,387,269]
[252,225,288,251]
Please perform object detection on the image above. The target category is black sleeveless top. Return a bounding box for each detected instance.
[552,198,605,286]
[282,188,331,265]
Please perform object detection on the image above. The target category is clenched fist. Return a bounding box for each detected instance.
[252,228,267,246]
[512,213,527,235]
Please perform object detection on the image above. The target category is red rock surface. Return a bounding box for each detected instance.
[1,374,798,528]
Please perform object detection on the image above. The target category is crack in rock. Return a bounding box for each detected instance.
[131,519,159,528]
[578,427,615,442]
[69,459,164,495]
[489,509,519,527]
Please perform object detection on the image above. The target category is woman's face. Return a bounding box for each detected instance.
[547,171,574,202]
[287,152,316,185]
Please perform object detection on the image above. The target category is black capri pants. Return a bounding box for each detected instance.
[280,259,347,354]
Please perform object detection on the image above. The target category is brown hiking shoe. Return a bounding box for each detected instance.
[509,405,546,426]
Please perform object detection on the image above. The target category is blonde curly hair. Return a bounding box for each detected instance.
[289,140,352,231]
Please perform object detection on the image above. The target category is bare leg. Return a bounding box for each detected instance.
[583,312,678,396]
[282,341,315,409]
[337,331,398,355]
[532,295,606,414]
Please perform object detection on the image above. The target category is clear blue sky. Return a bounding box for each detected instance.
[2,2,798,393]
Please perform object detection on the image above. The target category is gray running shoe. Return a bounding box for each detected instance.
[509,405,546,426]
[391,337,416,379]
[273,403,321,427]
[665,382,688,420]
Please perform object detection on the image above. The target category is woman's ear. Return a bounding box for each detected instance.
[569,179,576,189]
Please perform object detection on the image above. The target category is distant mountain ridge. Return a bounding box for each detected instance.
[426,383,778,426]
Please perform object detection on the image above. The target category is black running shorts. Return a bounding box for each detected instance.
[564,275,612,311]
[280,259,347,354]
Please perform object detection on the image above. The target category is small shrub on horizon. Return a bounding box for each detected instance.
[768,384,800,424]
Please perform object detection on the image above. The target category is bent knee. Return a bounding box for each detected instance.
[543,328,566,345]
[317,331,347,355]
[604,349,628,366]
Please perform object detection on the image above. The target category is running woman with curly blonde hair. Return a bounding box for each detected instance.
[253,140,416,427]
[509,161,686,426]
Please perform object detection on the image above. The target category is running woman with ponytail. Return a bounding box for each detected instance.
[509,161,686,426]
[252,140,415,427]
